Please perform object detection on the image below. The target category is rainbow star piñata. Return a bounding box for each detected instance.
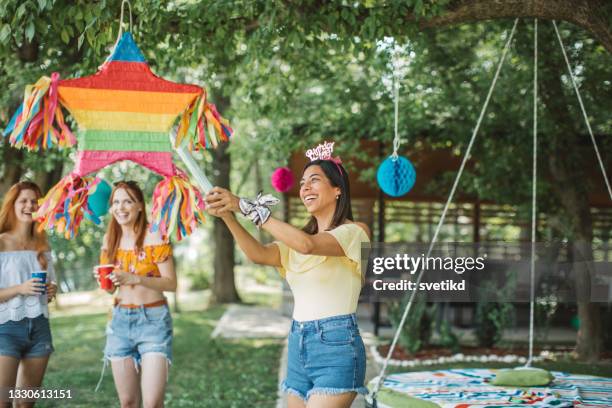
[3,32,232,240]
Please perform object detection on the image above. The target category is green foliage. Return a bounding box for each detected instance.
[438,319,461,353]
[187,269,211,291]
[535,294,559,342]
[2,2,609,211]
[475,301,515,348]
[388,294,435,354]
[49,221,106,292]
[474,273,517,347]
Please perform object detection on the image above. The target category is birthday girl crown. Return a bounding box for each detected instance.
[305,141,341,164]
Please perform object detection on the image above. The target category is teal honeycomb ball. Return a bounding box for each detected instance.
[377,156,416,197]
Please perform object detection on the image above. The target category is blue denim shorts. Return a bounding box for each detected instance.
[281,313,368,401]
[0,315,54,359]
[104,304,173,368]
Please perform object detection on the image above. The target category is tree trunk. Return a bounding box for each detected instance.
[211,142,241,304]
[0,147,24,196]
[33,157,64,193]
[537,24,602,361]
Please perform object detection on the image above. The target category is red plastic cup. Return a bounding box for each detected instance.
[96,264,115,290]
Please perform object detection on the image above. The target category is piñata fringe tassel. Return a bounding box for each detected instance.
[35,174,100,239]
[150,172,206,241]
[174,90,233,151]
[3,72,76,151]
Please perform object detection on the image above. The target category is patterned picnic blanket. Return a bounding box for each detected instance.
[369,369,612,407]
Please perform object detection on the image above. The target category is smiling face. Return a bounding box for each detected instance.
[111,187,143,227]
[299,165,341,215]
[13,189,39,224]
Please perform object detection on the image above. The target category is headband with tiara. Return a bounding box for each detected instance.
[305,141,343,174]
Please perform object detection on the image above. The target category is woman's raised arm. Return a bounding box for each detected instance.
[205,187,358,258]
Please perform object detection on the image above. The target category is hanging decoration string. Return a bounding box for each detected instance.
[391,49,401,160]
[370,18,520,404]
[377,44,416,198]
[103,0,133,66]
[552,21,612,201]
[526,17,538,368]
[115,0,133,45]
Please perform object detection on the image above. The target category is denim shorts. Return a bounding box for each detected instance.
[104,304,173,368]
[281,313,368,401]
[0,315,54,359]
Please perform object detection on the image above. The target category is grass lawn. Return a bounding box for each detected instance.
[39,306,283,407]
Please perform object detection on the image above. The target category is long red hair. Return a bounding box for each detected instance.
[0,181,49,269]
[106,181,148,263]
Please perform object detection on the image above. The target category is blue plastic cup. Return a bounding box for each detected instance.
[31,271,47,294]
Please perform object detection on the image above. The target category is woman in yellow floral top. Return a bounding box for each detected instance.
[94,181,176,408]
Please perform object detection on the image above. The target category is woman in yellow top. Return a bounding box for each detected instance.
[94,181,176,408]
[206,143,371,408]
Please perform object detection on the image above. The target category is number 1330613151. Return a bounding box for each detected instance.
[2,388,73,402]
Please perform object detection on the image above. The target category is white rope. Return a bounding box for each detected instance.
[103,0,133,67]
[391,73,401,159]
[114,0,133,46]
[526,18,538,368]
[391,51,402,160]
[370,18,519,402]
[118,0,133,38]
[552,21,612,201]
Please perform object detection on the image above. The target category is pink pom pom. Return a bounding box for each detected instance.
[271,167,294,193]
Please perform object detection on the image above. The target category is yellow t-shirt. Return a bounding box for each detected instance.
[275,223,370,321]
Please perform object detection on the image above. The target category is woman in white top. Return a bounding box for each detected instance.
[205,144,371,408]
[0,181,58,407]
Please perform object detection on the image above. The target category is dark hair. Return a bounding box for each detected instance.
[302,159,353,234]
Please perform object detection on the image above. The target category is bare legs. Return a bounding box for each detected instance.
[111,358,140,408]
[287,392,357,408]
[307,393,356,408]
[0,356,19,408]
[14,357,50,408]
[0,355,50,408]
[140,354,168,408]
[111,354,168,408]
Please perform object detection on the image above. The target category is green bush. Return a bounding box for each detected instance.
[474,273,516,348]
[439,319,461,353]
[388,294,435,354]
[475,301,515,347]
[188,271,211,291]
[535,294,559,342]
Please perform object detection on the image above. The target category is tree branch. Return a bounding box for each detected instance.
[418,0,612,53]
